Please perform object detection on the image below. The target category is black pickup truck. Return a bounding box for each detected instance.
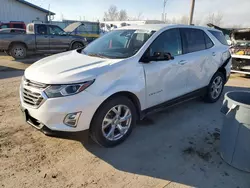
[0,22,88,59]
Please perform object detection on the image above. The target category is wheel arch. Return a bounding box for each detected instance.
[69,40,85,50]
[217,57,231,81]
[90,91,142,131]
[8,41,28,50]
[217,66,226,81]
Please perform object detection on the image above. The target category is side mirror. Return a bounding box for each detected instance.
[140,50,174,63]
[152,51,174,61]
[164,52,174,60]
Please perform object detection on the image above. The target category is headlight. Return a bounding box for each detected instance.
[44,80,94,98]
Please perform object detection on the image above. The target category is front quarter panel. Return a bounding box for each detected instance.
[86,58,146,110]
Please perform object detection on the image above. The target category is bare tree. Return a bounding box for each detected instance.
[193,19,202,26]
[206,12,224,26]
[179,15,189,24]
[137,12,144,20]
[118,9,128,21]
[167,16,189,24]
[60,13,64,21]
[104,5,119,21]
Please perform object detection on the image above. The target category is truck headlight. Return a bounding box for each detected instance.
[44,80,94,98]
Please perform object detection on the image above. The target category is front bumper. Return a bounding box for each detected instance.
[20,89,103,132]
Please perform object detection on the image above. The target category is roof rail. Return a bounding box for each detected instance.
[10,21,25,23]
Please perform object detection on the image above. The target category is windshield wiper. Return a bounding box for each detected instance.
[86,53,108,59]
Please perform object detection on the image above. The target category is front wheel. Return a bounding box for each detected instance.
[71,42,84,50]
[204,72,225,103]
[90,96,137,147]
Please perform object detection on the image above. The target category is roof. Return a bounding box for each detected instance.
[116,24,169,31]
[116,24,221,32]
[16,0,55,15]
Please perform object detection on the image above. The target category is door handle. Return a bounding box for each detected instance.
[178,60,187,65]
[212,52,216,56]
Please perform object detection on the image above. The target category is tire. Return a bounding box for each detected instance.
[204,72,225,103]
[90,96,137,147]
[71,42,84,50]
[10,44,27,59]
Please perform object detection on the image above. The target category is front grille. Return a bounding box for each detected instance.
[21,79,48,108]
[24,79,47,89]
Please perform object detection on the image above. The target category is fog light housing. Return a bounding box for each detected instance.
[63,112,81,127]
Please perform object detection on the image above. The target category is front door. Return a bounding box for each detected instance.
[48,25,70,52]
[142,28,189,108]
[35,24,50,51]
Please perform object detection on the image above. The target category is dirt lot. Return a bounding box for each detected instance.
[0,55,250,188]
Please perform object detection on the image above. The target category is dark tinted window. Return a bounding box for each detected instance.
[37,25,48,35]
[13,24,23,28]
[204,33,214,49]
[48,25,64,35]
[10,29,25,34]
[0,24,10,29]
[209,30,228,45]
[150,28,182,56]
[181,28,206,53]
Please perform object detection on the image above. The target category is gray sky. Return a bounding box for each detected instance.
[28,0,250,26]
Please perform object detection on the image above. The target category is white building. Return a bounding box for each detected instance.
[0,0,55,24]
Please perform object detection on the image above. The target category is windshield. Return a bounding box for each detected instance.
[82,29,154,59]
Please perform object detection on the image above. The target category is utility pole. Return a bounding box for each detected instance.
[188,0,195,25]
[162,0,167,23]
[48,4,51,23]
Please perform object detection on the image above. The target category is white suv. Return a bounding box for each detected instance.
[20,24,231,147]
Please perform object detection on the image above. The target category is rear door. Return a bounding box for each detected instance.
[48,25,70,52]
[180,28,216,92]
[35,24,50,51]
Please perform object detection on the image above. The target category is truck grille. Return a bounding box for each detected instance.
[21,79,48,108]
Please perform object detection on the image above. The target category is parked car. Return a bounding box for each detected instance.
[207,23,250,75]
[0,21,26,29]
[0,28,26,34]
[0,28,26,54]
[229,29,250,75]
[20,24,231,147]
[0,22,88,59]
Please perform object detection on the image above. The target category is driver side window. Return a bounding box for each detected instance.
[150,28,182,57]
[48,25,64,35]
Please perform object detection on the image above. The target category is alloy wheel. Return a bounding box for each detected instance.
[102,105,132,141]
[210,76,223,99]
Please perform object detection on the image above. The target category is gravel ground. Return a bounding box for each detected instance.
[0,56,250,188]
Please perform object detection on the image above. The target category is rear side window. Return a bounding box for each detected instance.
[209,30,228,45]
[181,28,206,53]
[37,25,48,35]
[204,33,214,49]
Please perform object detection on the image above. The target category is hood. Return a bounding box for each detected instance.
[24,50,121,84]
[64,22,83,33]
[231,29,250,46]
